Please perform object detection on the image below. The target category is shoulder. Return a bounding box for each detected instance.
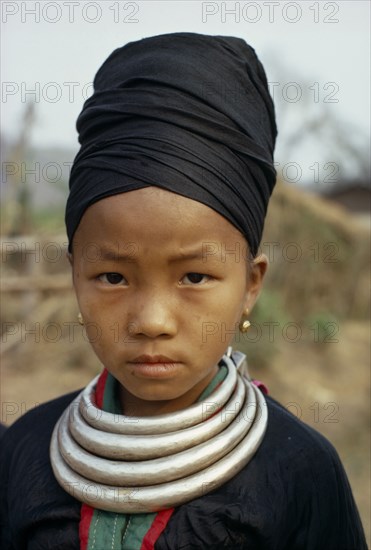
[159,393,367,550]
[263,393,341,466]
[0,422,7,439]
[2,389,81,439]
[1,389,81,466]
[0,390,83,549]
[0,388,81,497]
[257,394,359,505]
[230,394,367,547]
[230,392,347,500]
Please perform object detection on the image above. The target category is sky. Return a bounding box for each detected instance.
[1,0,370,186]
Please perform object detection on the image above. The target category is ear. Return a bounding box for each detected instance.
[243,253,268,314]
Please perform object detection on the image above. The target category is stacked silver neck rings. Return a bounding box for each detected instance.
[50,349,268,513]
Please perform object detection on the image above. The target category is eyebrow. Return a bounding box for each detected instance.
[97,248,210,263]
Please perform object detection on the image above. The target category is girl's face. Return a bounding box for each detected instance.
[69,187,267,415]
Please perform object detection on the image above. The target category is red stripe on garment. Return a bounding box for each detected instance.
[79,504,95,550]
[140,508,175,550]
[79,369,108,549]
[95,368,108,408]
[251,379,269,395]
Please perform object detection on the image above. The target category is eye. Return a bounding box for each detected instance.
[181,272,210,285]
[98,272,126,285]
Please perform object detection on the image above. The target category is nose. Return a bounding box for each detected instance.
[128,289,177,339]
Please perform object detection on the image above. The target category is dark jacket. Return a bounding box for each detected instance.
[0,389,367,549]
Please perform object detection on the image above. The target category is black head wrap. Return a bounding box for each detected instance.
[66,31,277,256]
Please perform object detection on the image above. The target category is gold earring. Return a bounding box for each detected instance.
[77,312,84,326]
[239,309,251,333]
[239,319,251,332]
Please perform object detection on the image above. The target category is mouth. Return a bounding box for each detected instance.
[127,354,182,379]
[129,354,178,364]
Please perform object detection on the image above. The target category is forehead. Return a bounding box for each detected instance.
[73,187,247,252]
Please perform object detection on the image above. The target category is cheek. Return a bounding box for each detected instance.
[84,325,120,372]
[197,304,244,350]
[73,282,116,352]
[216,280,247,322]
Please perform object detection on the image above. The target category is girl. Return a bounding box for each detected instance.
[0,32,367,549]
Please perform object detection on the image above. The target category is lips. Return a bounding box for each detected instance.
[129,354,178,364]
[127,354,181,379]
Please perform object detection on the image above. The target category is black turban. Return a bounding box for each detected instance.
[65,31,277,256]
